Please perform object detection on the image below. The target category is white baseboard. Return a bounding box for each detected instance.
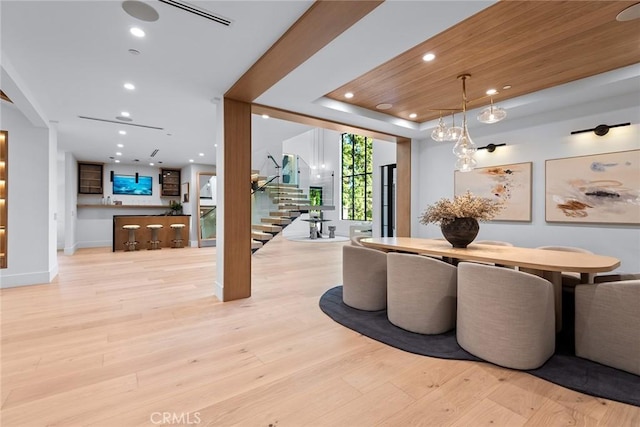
[214,280,223,301]
[0,270,54,288]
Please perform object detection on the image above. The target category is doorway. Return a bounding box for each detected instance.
[380,163,396,237]
[198,173,217,247]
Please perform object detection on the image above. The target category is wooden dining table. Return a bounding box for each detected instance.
[360,237,621,331]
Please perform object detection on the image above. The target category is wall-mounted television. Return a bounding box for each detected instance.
[112,174,152,195]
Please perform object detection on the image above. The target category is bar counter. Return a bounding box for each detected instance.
[113,215,190,251]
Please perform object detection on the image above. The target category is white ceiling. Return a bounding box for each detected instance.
[2,1,638,169]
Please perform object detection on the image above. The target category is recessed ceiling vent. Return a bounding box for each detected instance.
[78,116,164,130]
[150,149,159,157]
[158,0,233,26]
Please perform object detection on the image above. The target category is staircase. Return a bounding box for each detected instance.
[251,176,308,252]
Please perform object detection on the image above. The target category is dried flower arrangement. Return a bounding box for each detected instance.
[419,191,503,226]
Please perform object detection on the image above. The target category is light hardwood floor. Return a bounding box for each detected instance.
[1,234,638,426]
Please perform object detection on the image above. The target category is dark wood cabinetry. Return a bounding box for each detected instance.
[78,162,104,194]
[0,130,7,268]
[161,168,181,197]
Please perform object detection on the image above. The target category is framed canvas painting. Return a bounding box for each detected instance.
[455,162,532,221]
[545,150,640,224]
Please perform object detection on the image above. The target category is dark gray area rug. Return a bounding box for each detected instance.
[319,286,640,407]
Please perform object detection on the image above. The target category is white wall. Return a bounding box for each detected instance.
[416,104,640,274]
[56,151,66,249]
[0,104,55,287]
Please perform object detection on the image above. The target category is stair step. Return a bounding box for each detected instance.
[270,192,307,198]
[267,188,304,194]
[251,239,263,250]
[269,210,301,218]
[252,224,283,232]
[251,230,273,241]
[273,198,310,204]
[261,217,292,225]
[278,203,307,209]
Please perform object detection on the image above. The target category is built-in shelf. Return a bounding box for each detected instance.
[0,130,7,269]
[77,204,170,209]
[78,162,104,195]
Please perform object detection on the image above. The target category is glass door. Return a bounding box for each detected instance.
[197,173,217,247]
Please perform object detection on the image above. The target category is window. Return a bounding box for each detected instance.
[341,133,373,220]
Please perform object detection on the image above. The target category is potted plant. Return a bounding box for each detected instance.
[419,191,502,248]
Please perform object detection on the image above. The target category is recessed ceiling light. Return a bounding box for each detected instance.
[116,152,122,156]
[117,143,124,148]
[214,144,218,147]
[422,53,436,62]
[486,89,498,95]
[344,92,354,99]
[149,162,154,166]
[199,153,204,156]
[189,159,194,163]
[119,130,126,135]
[120,111,130,117]
[124,83,135,90]
[262,114,269,119]
[376,103,393,110]
[130,27,145,38]
[502,85,512,90]
[617,3,640,21]
[122,0,159,22]
[115,159,120,163]
[409,113,417,119]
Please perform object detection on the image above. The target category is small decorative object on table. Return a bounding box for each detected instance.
[419,191,502,248]
[168,200,183,215]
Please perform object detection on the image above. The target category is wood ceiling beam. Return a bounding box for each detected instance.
[251,104,397,143]
[225,0,383,102]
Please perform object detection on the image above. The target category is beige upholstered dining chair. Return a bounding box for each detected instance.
[475,240,514,246]
[342,245,387,311]
[575,279,640,376]
[387,253,457,334]
[457,262,555,370]
[472,240,515,268]
[534,245,595,288]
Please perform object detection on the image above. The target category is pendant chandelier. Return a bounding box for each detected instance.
[452,74,477,172]
[430,112,449,142]
[447,113,462,141]
[477,96,507,124]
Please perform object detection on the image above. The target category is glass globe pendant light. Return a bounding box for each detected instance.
[477,96,507,124]
[446,112,462,141]
[455,155,477,172]
[452,74,477,167]
[430,112,449,142]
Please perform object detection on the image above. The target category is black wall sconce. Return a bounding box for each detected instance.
[571,122,630,136]
[135,172,139,183]
[478,143,506,153]
[110,170,114,182]
[158,173,163,185]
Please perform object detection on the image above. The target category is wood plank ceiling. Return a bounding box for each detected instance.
[325,1,640,123]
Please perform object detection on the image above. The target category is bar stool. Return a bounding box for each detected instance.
[170,223,186,248]
[122,224,140,251]
[146,224,163,250]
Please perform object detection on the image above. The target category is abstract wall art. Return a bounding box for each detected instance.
[455,162,532,221]
[545,150,640,224]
